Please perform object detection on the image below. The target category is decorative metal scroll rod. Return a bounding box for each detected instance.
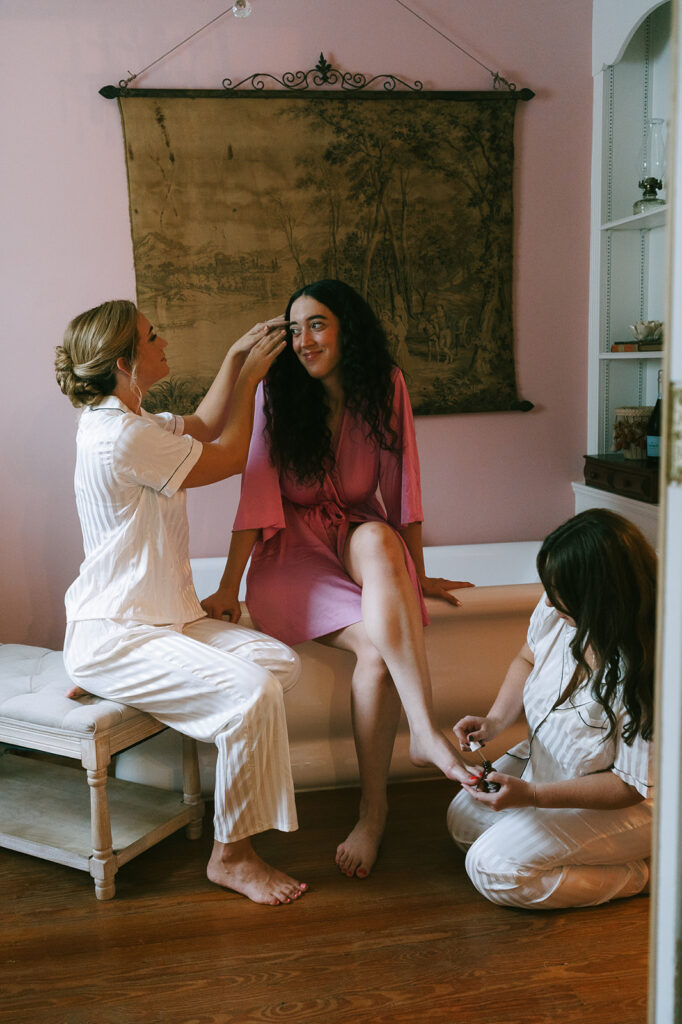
[101,54,534,100]
[222,53,423,92]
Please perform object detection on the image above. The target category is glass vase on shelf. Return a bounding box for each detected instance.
[633,118,667,215]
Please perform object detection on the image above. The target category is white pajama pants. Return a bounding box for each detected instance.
[64,616,300,844]
[446,753,652,910]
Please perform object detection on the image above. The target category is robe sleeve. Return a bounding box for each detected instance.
[233,383,285,541]
[378,368,424,528]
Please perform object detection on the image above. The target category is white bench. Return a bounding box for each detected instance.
[0,644,204,899]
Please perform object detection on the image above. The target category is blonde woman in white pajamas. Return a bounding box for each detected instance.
[56,299,307,906]
[447,509,655,910]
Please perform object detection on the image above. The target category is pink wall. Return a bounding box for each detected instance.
[0,0,592,649]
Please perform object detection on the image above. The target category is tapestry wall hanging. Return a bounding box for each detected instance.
[112,63,533,415]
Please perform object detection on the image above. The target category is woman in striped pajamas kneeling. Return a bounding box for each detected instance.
[447,509,655,910]
[55,299,307,906]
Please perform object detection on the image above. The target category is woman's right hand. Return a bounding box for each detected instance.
[238,326,287,387]
[201,586,242,623]
[453,715,497,751]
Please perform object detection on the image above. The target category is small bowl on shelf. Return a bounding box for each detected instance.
[630,320,663,342]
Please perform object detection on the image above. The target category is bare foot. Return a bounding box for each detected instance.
[409,728,481,786]
[66,685,89,699]
[336,806,387,879]
[207,838,307,906]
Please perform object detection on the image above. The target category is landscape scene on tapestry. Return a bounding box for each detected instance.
[120,93,525,415]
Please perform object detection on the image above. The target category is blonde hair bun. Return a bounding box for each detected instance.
[56,300,138,408]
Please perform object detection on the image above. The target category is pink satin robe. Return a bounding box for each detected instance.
[233,368,428,646]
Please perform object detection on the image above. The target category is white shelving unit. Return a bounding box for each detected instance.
[574,0,671,545]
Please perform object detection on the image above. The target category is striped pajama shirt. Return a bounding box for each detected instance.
[63,396,300,843]
[447,598,653,909]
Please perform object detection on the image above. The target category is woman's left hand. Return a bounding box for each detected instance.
[420,575,474,607]
[462,771,533,811]
[230,317,289,362]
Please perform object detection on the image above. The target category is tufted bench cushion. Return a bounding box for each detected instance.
[0,644,144,733]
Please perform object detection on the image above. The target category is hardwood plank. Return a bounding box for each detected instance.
[0,780,648,1024]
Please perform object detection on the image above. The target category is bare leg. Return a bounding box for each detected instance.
[343,522,473,785]
[321,623,402,878]
[207,838,307,905]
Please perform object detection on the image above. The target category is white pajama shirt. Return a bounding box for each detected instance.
[447,597,653,909]
[63,396,300,843]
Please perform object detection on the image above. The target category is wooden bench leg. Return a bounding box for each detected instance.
[86,764,117,899]
[182,736,204,840]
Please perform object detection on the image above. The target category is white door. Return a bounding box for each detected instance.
[650,3,682,1019]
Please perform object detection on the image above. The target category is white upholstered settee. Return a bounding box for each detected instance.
[112,554,542,793]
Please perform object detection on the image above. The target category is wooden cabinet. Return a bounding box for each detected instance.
[574,0,671,543]
[583,453,659,503]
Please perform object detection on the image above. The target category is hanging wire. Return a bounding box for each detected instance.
[387,0,518,90]
[119,5,246,89]
[116,0,520,93]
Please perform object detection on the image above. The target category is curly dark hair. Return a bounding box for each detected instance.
[537,508,656,744]
[263,279,400,483]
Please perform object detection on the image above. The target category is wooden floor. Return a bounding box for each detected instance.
[0,779,649,1024]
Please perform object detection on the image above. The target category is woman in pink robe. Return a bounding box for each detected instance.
[203,280,477,878]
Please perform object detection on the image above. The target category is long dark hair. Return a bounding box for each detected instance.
[537,509,656,744]
[264,279,399,483]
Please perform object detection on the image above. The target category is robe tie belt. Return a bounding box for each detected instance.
[316,500,346,529]
[295,499,349,543]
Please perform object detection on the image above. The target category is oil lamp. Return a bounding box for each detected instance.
[633,118,666,214]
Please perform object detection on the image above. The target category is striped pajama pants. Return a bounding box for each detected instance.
[64,616,300,844]
[446,752,652,909]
